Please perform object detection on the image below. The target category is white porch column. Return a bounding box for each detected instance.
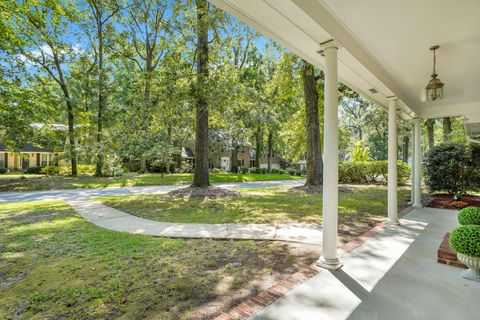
[413,118,423,207]
[387,98,399,224]
[410,124,416,204]
[317,40,342,270]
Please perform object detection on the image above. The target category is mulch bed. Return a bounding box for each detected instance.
[167,186,240,200]
[425,194,480,210]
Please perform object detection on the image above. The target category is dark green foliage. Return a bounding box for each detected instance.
[367,135,388,160]
[449,226,480,257]
[339,161,409,184]
[458,207,480,225]
[0,168,7,174]
[424,143,472,195]
[25,166,43,174]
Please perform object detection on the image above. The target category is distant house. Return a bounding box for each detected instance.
[179,140,284,172]
[0,123,78,171]
[0,143,57,170]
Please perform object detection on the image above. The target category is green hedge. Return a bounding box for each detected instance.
[449,226,480,257]
[40,165,96,176]
[339,161,409,184]
[458,207,480,226]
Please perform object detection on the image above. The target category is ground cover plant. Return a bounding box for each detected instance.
[0,201,317,319]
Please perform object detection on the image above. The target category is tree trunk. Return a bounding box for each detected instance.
[255,126,262,168]
[166,126,172,174]
[302,61,323,186]
[402,135,409,163]
[443,117,452,142]
[427,119,435,149]
[66,98,77,176]
[139,157,147,173]
[53,53,77,176]
[95,16,105,177]
[231,144,239,173]
[192,0,210,187]
[267,130,273,172]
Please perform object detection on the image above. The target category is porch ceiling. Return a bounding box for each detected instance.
[209,0,480,120]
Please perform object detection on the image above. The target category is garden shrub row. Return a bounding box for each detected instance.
[338,161,410,184]
[41,165,96,176]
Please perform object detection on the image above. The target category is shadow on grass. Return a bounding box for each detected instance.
[0,201,316,320]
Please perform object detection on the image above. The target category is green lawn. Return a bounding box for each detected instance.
[0,201,315,319]
[98,185,412,240]
[0,172,303,192]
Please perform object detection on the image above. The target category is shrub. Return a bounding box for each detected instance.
[449,226,480,257]
[41,166,63,175]
[101,154,126,177]
[0,168,7,174]
[210,168,222,174]
[25,166,43,174]
[249,167,258,174]
[458,207,480,226]
[286,168,297,176]
[271,168,279,174]
[424,142,471,195]
[260,168,267,174]
[338,161,409,184]
[350,141,370,161]
[77,165,96,176]
[124,161,140,172]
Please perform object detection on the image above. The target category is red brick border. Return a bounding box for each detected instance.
[437,232,467,269]
[213,206,415,320]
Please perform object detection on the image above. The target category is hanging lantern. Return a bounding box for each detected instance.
[425,45,444,102]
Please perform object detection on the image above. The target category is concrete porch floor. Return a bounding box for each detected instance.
[253,207,479,320]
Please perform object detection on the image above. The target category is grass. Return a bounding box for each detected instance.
[0,201,315,319]
[97,185,412,240]
[0,172,303,192]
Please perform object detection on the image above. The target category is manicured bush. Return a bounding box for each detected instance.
[260,168,267,174]
[25,166,43,174]
[271,168,280,174]
[249,167,258,174]
[458,207,480,226]
[0,168,7,174]
[286,168,297,176]
[238,167,248,174]
[41,166,63,175]
[449,226,480,257]
[424,143,472,195]
[210,168,222,174]
[78,165,96,176]
[338,161,409,184]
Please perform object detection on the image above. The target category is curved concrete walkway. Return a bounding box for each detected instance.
[67,199,323,245]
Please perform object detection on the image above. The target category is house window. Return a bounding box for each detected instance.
[238,159,244,167]
[41,154,48,167]
[0,155,4,168]
[249,160,256,168]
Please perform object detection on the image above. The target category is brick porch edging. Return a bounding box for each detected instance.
[214,206,415,320]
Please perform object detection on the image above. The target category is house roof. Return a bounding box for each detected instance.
[0,143,52,153]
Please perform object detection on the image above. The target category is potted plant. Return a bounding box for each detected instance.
[449,207,480,281]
